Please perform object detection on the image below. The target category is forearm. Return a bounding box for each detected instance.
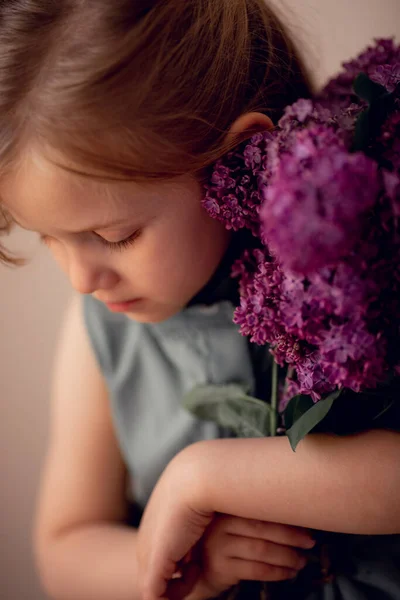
[189,430,400,535]
[36,522,141,600]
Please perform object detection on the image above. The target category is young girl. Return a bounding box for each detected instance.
[1,2,400,600]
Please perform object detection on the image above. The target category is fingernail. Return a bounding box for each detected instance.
[304,538,316,549]
[171,570,183,579]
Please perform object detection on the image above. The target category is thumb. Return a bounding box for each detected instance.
[166,561,202,600]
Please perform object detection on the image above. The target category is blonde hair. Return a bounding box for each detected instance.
[0,0,312,264]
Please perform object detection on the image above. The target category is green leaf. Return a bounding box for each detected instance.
[283,394,314,431]
[182,384,274,438]
[352,73,397,153]
[286,389,342,451]
[353,72,387,104]
[353,109,374,152]
[372,398,396,421]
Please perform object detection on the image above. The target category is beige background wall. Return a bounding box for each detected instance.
[1,1,399,598]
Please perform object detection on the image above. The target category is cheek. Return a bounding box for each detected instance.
[121,207,230,297]
[123,230,187,290]
[183,210,230,273]
[145,218,227,287]
[143,234,186,279]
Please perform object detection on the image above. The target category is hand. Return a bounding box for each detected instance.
[136,450,214,600]
[186,514,314,600]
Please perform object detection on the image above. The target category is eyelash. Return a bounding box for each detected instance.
[40,230,141,251]
[98,230,141,251]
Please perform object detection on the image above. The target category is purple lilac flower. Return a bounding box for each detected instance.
[202,133,272,235]
[203,38,400,406]
[233,246,392,399]
[370,63,400,92]
[202,100,338,235]
[319,38,400,107]
[259,100,335,184]
[277,99,333,132]
[294,355,335,401]
[232,249,286,347]
[260,126,380,275]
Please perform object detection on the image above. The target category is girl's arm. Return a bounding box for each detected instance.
[35,296,314,600]
[34,296,142,600]
[137,428,400,600]
[189,431,400,535]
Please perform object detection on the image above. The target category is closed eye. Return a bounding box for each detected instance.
[39,230,142,251]
[95,230,142,251]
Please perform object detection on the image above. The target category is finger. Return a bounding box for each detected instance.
[224,535,307,570]
[228,557,298,582]
[218,516,315,549]
[165,562,202,600]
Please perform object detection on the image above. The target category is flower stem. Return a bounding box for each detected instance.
[270,360,278,436]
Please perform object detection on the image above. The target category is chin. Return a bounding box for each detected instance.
[125,303,183,324]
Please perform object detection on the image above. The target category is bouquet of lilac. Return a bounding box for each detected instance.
[194,38,400,450]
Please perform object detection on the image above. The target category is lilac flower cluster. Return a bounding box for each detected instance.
[233,240,393,405]
[202,134,270,236]
[320,38,400,108]
[260,126,379,274]
[202,100,340,236]
[203,38,400,405]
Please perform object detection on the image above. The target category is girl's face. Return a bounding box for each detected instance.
[1,151,231,323]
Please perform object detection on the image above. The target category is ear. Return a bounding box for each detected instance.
[226,112,274,145]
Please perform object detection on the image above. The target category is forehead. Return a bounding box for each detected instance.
[0,150,155,232]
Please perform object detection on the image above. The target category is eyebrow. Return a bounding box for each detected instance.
[71,217,131,233]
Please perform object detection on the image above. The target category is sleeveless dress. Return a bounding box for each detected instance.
[83,295,254,510]
[82,233,400,600]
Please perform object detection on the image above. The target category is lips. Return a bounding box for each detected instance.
[104,298,142,313]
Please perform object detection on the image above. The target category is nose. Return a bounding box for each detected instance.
[68,254,119,295]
